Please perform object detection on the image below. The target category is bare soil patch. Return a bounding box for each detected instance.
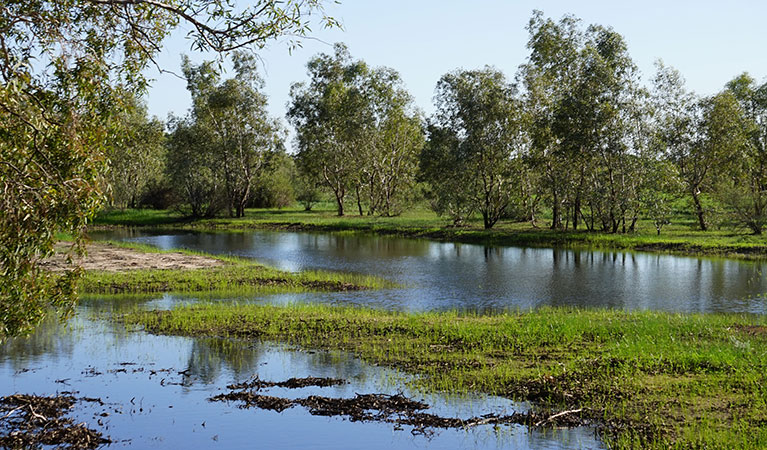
[43,243,226,272]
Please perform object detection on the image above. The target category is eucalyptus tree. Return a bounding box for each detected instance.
[705,82,762,233]
[651,62,712,230]
[288,44,369,216]
[428,67,525,229]
[106,97,166,209]
[0,0,337,337]
[520,11,584,230]
[181,54,284,218]
[420,124,475,226]
[288,44,423,217]
[572,25,647,233]
[358,69,424,216]
[522,12,647,232]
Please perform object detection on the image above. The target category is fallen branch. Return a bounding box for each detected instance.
[535,408,583,427]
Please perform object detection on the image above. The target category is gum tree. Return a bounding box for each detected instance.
[288,44,422,217]
[429,67,525,229]
[0,0,337,337]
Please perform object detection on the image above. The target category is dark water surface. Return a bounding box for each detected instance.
[94,228,767,314]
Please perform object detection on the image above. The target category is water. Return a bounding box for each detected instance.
[0,298,603,449]
[93,228,767,314]
[7,228,763,448]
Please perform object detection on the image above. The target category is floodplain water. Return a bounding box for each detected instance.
[96,228,767,314]
[7,228,767,448]
[0,297,603,449]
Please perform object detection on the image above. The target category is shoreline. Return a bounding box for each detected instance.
[90,218,767,262]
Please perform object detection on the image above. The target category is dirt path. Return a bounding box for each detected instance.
[43,243,226,272]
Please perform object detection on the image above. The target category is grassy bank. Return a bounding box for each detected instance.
[125,303,767,449]
[93,207,767,260]
[80,242,391,295]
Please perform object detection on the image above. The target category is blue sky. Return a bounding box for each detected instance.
[145,1,767,137]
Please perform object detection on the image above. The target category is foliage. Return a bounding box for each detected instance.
[426,67,525,229]
[250,150,297,208]
[105,96,166,209]
[522,11,649,233]
[715,74,767,234]
[0,0,337,338]
[168,53,285,217]
[288,43,423,217]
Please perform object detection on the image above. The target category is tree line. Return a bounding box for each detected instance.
[113,11,767,236]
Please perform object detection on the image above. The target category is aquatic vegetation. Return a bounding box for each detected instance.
[126,304,767,449]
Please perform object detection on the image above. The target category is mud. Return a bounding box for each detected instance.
[226,376,348,390]
[42,243,226,272]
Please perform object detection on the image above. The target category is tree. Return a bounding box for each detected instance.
[708,80,763,233]
[520,11,584,230]
[521,11,648,233]
[166,115,223,217]
[288,44,423,217]
[0,0,337,338]
[428,67,525,229]
[357,68,424,216]
[651,62,712,230]
[420,124,476,226]
[182,54,284,218]
[288,44,367,216]
[105,97,166,209]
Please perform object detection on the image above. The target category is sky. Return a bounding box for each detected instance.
[144,0,767,145]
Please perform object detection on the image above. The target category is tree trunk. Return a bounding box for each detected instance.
[691,189,707,231]
[551,190,560,230]
[335,191,345,216]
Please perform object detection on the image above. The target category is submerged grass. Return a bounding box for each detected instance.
[94,207,767,260]
[80,242,391,295]
[125,304,767,449]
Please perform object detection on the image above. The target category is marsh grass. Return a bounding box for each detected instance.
[125,304,767,449]
[80,242,392,295]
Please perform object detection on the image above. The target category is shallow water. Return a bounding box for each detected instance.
[6,228,764,448]
[0,298,604,449]
[93,228,767,314]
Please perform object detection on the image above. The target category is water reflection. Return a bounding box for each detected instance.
[0,301,605,449]
[92,229,767,314]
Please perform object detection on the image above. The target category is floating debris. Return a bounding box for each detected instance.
[0,394,111,449]
[211,377,590,434]
[226,376,347,390]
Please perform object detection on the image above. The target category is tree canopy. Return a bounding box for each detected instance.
[0,0,337,337]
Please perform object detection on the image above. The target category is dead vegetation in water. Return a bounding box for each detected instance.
[210,376,591,435]
[0,394,110,449]
[226,375,347,390]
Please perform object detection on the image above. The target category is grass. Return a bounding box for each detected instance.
[93,204,767,260]
[80,242,392,295]
[124,303,767,449]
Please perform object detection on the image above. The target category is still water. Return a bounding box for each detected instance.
[95,228,767,314]
[5,228,766,448]
[0,297,603,449]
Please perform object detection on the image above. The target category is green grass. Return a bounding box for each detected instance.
[93,205,767,260]
[80,242,392,295]
[125,304,767,449]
